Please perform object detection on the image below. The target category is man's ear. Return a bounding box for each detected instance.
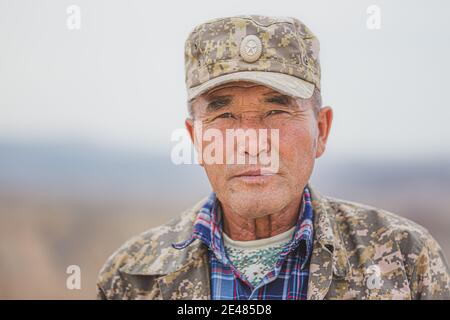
[185,118,195,144]
[315,106,333,158]
[185,118,204,166]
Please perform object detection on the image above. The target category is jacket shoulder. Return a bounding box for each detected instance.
[324,196,450,299]
[96,196,207,299]
[324,196,436,258]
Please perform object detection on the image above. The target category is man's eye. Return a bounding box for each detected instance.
[266,110,288,116]
[214,112,235,120]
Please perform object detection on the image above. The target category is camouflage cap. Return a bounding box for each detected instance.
[184,15,321,101]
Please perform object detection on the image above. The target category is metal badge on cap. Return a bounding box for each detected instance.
[239,35,262,63]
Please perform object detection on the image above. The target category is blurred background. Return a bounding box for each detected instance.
[0,0,449,299]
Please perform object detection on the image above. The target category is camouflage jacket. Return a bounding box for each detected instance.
[97,185,450,300]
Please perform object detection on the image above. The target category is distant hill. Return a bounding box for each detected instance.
[1,140,449,210]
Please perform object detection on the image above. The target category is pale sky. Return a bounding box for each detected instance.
[1,0,449,159]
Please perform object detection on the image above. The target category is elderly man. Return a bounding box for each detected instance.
[97,15,450,300]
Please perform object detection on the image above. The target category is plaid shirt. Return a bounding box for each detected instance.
[172,186,314,300]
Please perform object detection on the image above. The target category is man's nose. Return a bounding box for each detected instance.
[235,114,271,158]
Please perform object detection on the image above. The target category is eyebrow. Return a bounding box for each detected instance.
[262,93,299,110]
[203,92,300,114]
[263,94,290,104]
[205,95,232,113]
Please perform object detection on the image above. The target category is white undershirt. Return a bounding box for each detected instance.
[223,227,296,287]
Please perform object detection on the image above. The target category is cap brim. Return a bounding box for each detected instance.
[187,71,315,101]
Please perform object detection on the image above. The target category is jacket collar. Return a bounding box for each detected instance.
[118,197,211,299]
[307,184,352,299]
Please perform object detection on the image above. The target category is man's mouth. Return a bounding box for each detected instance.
[232,168,276,183]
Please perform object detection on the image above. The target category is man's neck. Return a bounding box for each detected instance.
[221,198,302,241]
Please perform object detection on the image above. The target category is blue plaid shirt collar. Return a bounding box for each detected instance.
[172,185,314,270]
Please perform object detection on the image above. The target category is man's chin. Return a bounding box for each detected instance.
[226,190,290,218]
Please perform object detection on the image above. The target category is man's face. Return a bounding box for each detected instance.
[186,82,332,219]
